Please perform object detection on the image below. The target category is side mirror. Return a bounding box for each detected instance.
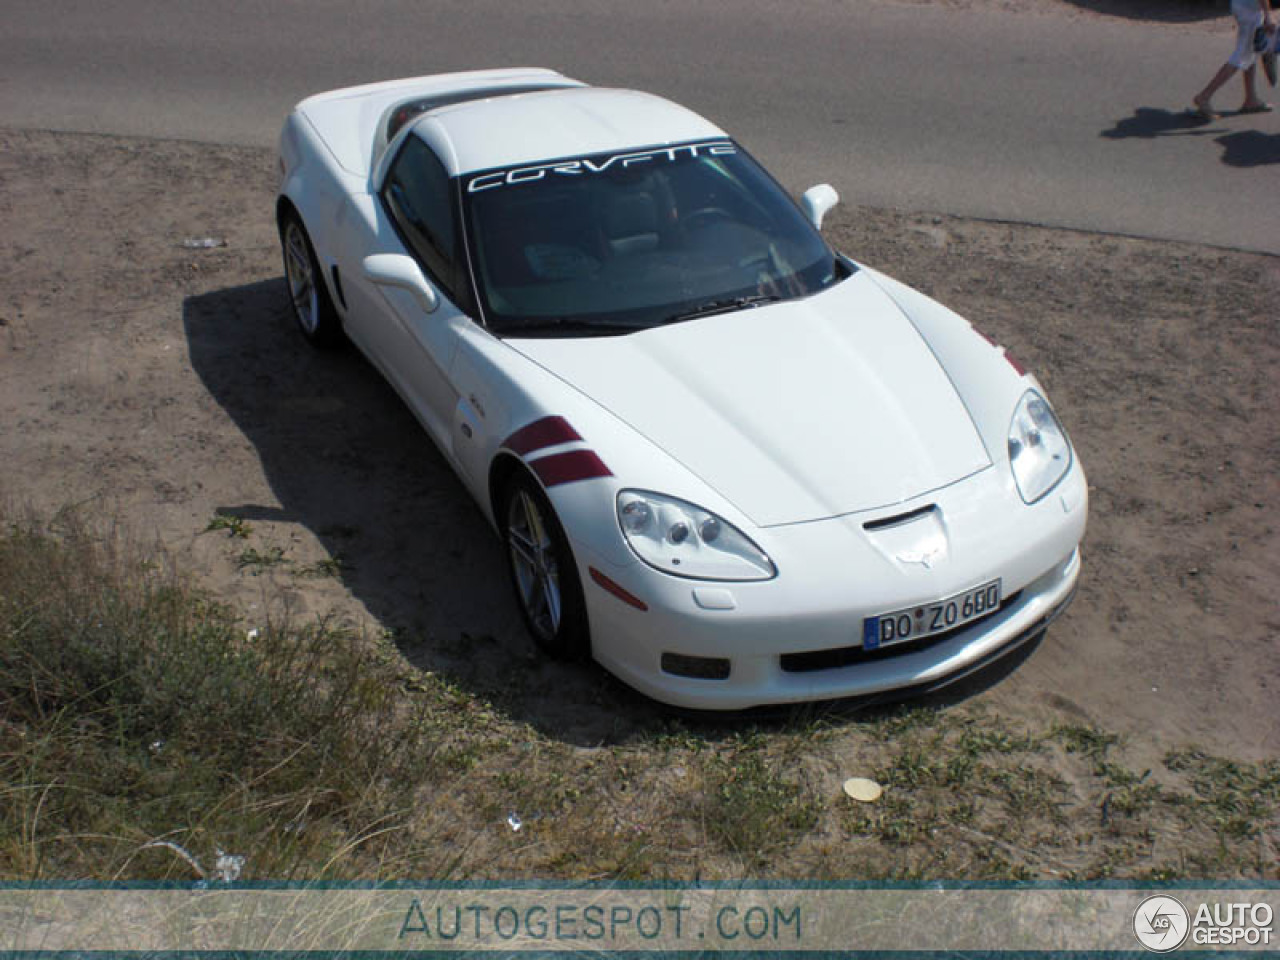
[801,184,839,231]
[362,253,439,314]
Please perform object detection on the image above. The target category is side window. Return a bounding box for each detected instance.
[382,136,458,296]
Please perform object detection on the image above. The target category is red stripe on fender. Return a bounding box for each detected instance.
[504,416,583,456]
[529,450,613,487]
[589,567,648,611]
[1004,350,1027,376]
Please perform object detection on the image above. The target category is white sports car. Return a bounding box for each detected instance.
[276,68,1087,709]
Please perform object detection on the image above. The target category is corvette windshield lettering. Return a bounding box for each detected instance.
[467,140,737,193]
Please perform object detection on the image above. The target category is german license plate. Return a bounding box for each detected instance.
[862,579,1002,651]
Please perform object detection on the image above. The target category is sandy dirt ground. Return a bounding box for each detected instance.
[1,86,1276,765]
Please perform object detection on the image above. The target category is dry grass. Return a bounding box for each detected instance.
[0,507,487,880]
[1,508,1276,882]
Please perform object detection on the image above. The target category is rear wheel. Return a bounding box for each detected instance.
[280,210,341,346]
[501,472,590,660]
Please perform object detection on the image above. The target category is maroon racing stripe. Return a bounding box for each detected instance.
[1004,351,1027,376]
[504,416,583,456]
[529,450,613,487]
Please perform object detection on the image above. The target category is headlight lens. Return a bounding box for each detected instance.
[1007,389,1072,503]
[616,490,776,581]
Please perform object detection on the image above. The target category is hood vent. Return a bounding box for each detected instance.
[863,504,937,531]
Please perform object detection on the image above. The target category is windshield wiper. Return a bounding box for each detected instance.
[661,293,782,325]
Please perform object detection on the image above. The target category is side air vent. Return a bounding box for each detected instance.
[330,265,347,310]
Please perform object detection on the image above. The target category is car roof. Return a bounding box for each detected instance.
[295,69,585,178]
[415,86,728,177]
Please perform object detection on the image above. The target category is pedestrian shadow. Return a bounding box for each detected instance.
[1215,129,1280,166]
[1101,107,1221,140]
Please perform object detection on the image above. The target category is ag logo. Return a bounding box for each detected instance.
[1133,895,1190,952]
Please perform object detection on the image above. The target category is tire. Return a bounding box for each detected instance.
[501,472,590,660]
[279,210,342,346]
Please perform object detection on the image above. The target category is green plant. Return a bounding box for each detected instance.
[203,514,253,539]
[703,750,821,863]
[298,555,348,578]
[236,546,286,571]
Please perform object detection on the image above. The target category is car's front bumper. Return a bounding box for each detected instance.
[577,463,1087,710]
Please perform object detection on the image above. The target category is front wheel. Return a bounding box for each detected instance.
[280,210,342,346]
[501,473,590,660]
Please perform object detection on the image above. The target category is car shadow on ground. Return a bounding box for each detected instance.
[184,278,1040,746]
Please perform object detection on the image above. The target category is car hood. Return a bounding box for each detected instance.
[508,271,991,526]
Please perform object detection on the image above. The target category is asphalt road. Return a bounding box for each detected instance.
[3,0,1277,253]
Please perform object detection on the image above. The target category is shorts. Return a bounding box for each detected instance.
[1229,0,1265,69]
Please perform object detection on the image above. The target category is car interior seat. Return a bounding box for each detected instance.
[602,189,661,256]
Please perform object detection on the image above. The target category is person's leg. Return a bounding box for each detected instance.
[1241,62,1272,109]
[1204,0,1263,114]
[1265,25,1279,87]
[1195,63,1237,116]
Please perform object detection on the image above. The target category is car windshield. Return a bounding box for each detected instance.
[462,139,846,336]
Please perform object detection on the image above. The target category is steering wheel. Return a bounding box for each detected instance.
[682,207,732,232]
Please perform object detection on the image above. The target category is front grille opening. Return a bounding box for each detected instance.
[662,652,731,680]
[780,591,1023,674]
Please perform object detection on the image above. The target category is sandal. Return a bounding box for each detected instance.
[1239,102,1274,114]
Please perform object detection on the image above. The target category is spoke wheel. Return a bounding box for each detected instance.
[502,473,589,659]
[284,221,319,334]
[278,210,341,346]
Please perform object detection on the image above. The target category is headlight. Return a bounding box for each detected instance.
[616,490,776,581]
[1007,389,1072,503]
